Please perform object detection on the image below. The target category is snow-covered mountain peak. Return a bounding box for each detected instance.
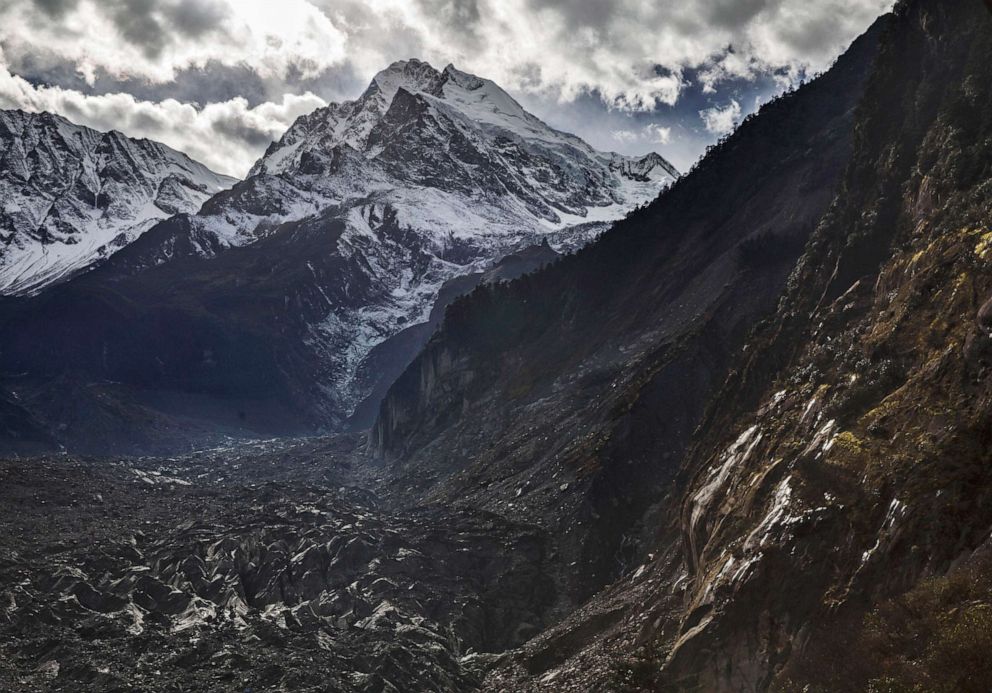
[434,64,544,138]
[246,59,679,213]
[368,59,445,102]
[364,59,525,124]
[441,63,480,86]
[610,151,681,184]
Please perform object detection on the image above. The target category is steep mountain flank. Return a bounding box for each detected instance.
[0,62,673,455]
[0,110,235,295]
[659,0,992,689]
[371,16,884,612]
[382,0,990,690]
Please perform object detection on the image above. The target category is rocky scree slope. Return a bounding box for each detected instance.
[0,61,674,454]
[0,109,235,295]
[371,15,883,613]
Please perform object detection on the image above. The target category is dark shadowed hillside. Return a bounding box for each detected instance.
[372,0,992,689]
[372,14,885,606]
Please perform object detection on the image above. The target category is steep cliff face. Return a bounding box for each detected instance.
[371,18,884,608]
[661,0,992,688]
[474,1,992,690]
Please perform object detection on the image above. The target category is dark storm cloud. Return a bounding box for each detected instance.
[107,0,168,58]
[526,0,617,30]
[774,14,850,56]
[29,0,231,60]
[703,0,772,29]
[17,59,270,107]
[417,0,482,28]
[211,114,277,149]
[284,63,367,107]
[125,62,267,105]
[166,0,230,38]
[31,0,78,18]
[104,0,229,59]
[520,0,806,40]
[126,106,173,134]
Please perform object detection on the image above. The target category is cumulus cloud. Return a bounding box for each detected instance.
[615,123,672,145]
[0,59,325,176]
[0,0,893,174]
[645,123,672,145]
[5,0,891,110]
[1,0,347,84]
[700,99,743,136]
[611,129,638,144]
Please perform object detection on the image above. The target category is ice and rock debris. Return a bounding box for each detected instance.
[0,453,557,692]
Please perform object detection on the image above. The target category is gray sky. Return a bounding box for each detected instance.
[0,0,893,177]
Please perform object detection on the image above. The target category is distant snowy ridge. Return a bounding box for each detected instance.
[0,109,236,295]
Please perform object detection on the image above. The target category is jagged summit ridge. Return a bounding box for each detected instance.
[245,58,677,217]
[0,109,236,295]
[370,59,447,102]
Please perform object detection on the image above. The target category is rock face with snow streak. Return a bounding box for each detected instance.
[0,110,236,295]
[0,61,675,452]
